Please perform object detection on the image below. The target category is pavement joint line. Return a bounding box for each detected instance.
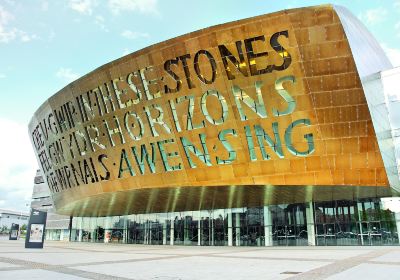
[197,254,335,262]
[367,260,400,266]
[0,256,136,279]
[42,250,178,255]
[67,252,292,268]
[45,244,178,252]
[43,266,135,280]
[33,244,281,257]
[1,253,216,270]
[67,254,193,267]
[286,248,400,280]
[0,266,33,272]
[66,253,335,268]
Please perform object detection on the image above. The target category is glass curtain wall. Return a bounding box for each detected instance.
[71,199,400,246]
[314,198,399,245]
[271,204,308,246]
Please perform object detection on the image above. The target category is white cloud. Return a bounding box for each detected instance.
[0,118,37,211]
[0,73,5,79]
[41,0,49,12]
[121,29,149,39]
[0,28,17,43]
[0,5,37,43]
[395,0,400,10]
[108,0,158,15]
[20,34,30,42]
[20,33,38,42]
[382,44,400,67]
[0,5,17,43]
[56,67,80,83]
[95,15,109,32]
[0,5,13,25]
[359,7,387,25]
[68,2,109,31]
[48,30,55,42]
[68,0,97,16]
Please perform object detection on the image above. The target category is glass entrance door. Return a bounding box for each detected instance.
[271,204,307,246]
[358,221,382,245]
[370,221,382,245]
[316,223,336,245]
[201,218,212,246]
[315,200,360,246]
[150,222,163,245]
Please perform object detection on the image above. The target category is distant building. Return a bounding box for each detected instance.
[0,209,29,230]
[31,170,71,241]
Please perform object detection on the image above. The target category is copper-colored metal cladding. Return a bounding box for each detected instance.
[29,5,391,217]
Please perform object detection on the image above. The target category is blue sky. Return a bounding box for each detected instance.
[0,0,399,212]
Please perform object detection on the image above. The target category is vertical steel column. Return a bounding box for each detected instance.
[357,202,364,246]
[77,217,83,242]
[162,220,167,245]
[144,221,148,245]
[235,213,240,246]
[198,219,201,246]
[170,216,174,245]
[123,217,127,244]
[228,210,233,246]
[184,216,189,245]
[306,202,316,246]
[211,211,215,246]
[263,206,273,246]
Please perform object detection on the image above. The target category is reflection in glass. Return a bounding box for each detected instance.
[71,198,399,247]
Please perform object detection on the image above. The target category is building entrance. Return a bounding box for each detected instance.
[315,201,359,245]
[358,221,383,245]
[314,200,400,246]
[316,223,337,245]
[270,204,308,246]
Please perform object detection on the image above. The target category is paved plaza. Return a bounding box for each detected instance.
[0,238,400,279]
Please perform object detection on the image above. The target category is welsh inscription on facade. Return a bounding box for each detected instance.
[30,31,315,193]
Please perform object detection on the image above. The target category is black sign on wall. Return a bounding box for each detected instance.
[9,223,19,240]
[25,209,47,249]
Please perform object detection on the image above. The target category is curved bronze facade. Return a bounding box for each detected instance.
[29,5,393,217]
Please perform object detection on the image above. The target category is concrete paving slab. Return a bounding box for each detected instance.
[0,269,87,280]
[326,263,400,280]
[0,261,19,268]
[0,251,177,266]
[74,256,329,280]
[371,251,400,263]
[0,240,399,280]
[216,248,370,261]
